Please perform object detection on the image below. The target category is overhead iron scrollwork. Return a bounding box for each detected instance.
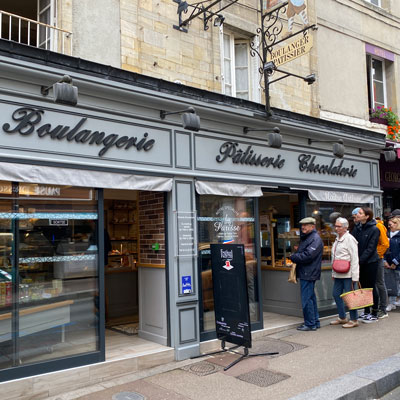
[173,0,239,32]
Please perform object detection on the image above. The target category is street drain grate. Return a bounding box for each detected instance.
[237,368,290,387]
[182,361,223,376]
[251,337,307,357]
[112,392,146,400]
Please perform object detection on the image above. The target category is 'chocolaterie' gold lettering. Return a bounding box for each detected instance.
[298,154,357,177]
[2,107,155,157]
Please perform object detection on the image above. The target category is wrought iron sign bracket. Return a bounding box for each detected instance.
[173,0,239,32]
[250,1,318,117]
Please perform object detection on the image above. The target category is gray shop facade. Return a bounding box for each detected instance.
[0,42,384,382]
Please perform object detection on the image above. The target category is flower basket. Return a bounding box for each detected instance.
[370,117,388,125]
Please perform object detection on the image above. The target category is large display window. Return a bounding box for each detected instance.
[0,182,99,371]
[259,193,300,268]
[197,195,259,336]
[306,200,368,265]
[259,191,369,269]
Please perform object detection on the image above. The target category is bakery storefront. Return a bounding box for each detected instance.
[0,44,384,386]
[195,133,382,341]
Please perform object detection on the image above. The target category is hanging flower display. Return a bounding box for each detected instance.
[370,106,400,141]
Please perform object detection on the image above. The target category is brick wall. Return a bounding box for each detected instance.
[138,191,165,265]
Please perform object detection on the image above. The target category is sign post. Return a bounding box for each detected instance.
[192,243,278,370]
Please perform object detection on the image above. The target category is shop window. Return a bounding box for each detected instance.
[259,193,300,268]
[0,182,99,372]
[221,30,260,102]
[259,193,369,268]
[366,55,387,110]
[306,201,369,265]
[197,195,259,335]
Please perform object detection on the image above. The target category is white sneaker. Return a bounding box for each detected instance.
[393,300,400,306]
[386,304,396,312]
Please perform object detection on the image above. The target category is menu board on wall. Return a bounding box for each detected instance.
[211,243,251,348]
[176,211,197,257]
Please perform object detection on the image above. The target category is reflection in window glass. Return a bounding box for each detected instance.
[306,201,369,265]
[0,182,99,371]
[259,193,299,268]
[198,195,259,334]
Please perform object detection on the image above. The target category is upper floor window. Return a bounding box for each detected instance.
[221,30,260,103]
[0,0,71,55]
[366,0,381,6]
[367,55,386,110]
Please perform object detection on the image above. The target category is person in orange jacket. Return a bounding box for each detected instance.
[373,217,390,318]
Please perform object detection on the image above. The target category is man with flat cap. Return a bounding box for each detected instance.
[290,217,323,331]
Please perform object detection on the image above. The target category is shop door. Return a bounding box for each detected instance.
[0,182,99,374]
[197,195,262,341]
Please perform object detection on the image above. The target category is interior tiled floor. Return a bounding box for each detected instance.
[105,328,171,361]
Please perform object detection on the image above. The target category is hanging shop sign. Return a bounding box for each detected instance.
[267,33,313,68]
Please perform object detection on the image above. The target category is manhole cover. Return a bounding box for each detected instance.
[237,368,290,387]
[252,338,307,357]
[112,392,146,400]
[182,361,222,376]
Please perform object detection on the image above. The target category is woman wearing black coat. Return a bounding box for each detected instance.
[352,207,380,323]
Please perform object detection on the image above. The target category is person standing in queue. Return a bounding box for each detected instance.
[351,207,380,323]
[290,217,323,331]
[373,217,390,319]
[330,217,360,328]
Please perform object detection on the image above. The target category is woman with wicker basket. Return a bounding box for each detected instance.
[330,217,360,328]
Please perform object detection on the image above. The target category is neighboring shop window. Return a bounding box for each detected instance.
[306,201,368,265]
[198,195,259,333]
[259,193,300,268]
[0,182,98,371]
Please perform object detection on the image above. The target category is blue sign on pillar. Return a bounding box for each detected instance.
[182,276,192,294]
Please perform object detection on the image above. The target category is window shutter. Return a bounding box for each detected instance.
[250,35,261,103]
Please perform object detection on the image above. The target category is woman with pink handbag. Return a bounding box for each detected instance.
[330,217,360,328]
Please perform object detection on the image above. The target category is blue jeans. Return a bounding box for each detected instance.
[332,278,358,321]
[300,279,320,328]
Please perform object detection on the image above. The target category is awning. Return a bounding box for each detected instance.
[195,180,263,197]
[0,162,173,191]
[308,189,374,204]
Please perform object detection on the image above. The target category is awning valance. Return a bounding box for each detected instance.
[195,180,263,197]
[308,189,374,204]
[0,162,173,191]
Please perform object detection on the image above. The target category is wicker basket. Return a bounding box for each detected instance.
[340,283,373,310]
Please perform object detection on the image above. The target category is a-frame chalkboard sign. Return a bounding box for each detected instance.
[192,244,278,370]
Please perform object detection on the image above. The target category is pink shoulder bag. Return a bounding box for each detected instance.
[332,241,351,274]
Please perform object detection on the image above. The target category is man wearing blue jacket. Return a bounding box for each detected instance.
[290,217,323,331]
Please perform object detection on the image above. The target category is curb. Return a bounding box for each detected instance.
[288,353,400,400]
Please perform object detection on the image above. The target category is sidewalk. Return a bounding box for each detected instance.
[47,310,400,400]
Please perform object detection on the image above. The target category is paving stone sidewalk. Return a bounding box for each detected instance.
[50,311,400,400]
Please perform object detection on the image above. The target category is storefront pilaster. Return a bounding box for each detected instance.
[167,178,200,360]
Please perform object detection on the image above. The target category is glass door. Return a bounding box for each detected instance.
[197,195,261,341]
[0,182,100,372]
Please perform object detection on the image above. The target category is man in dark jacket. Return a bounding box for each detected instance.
[290,217,323,331]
